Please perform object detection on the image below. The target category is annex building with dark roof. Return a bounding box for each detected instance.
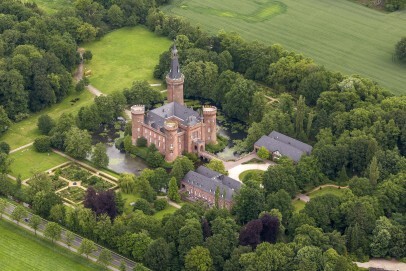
[182,166,241,209]
[131,45,217,162]
[254,131,313,162]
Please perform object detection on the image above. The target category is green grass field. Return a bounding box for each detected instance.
[82,27,171,95]
[122,193,178,219]
[238,169,264,182]
[1,90,93,149]
[0,219,101,271]
[293,198,306,213]
[27,0,72,13]
[164,0,406,94]
[9,147,68,180]
[308,186,347,199]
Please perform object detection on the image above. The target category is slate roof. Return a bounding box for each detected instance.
[254,131,312,162]
[145,102,201,132]
[183,166,241,201]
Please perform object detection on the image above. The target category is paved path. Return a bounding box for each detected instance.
[3,202,136,270]
[355,258,406,271]
[223,153,267,170]
[157,196,182,209]
[10,142,33,153]
[228,163,272,182]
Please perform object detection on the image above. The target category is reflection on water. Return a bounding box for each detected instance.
[105,143,148,175]
[215,119,247,161]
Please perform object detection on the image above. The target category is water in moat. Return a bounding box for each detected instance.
[93,100,247,174]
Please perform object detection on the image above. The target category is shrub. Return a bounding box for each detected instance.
[75,80,85,92]
[37,114,55,135]
[395,37,406,62]
[154,198,168,211]
[0,142,10,154]
[205,135,227,153]
[33,136,51,153]
[257,146,270,160]
[133,198,155,215]
[136,137,147,147]
[146,151,164,168]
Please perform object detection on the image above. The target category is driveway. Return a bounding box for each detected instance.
[228,163,271,182]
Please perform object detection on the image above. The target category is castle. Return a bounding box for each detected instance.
[131,45,217,162]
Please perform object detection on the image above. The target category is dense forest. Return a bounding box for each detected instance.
[0,0,405,270]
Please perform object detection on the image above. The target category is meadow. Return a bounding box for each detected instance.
[164,0,406,94]
[25,0,72,13]
[2,90,93,150]
[0,219,101,271]
[9,147,68,180]
[82,27,171,95]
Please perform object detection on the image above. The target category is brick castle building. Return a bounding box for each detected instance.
[131,45,217,162]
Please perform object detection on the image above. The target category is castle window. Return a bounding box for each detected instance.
[149,131,151,135]
[137,128,140,132]
[208,136,211,140]
[150,138,152,142]
[158,142,160,147]
[208,128,211,132]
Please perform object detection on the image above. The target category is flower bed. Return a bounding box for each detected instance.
[57,187,86,204]
[58,165,92,182]
[81,175,115,190]
[50,175,69,191]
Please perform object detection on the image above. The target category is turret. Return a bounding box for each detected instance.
[131,105,145,143]
[164,121,179,162]
[166,44,184,105]
[203,106,217,144]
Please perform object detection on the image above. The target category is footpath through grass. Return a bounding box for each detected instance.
[0,219,101,271]
[1,90,93,150]
[164,0,406,94]
[308,186,347,199]
[9,147,69,180]
[82,26,171,95]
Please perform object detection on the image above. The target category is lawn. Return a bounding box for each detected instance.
[9,147,68,180]
[26,0,72,13]
[292,199,306,213]
[163,0,406,94]
[82,27,171,95]
[1,90,94,150]
[122,193,178,219]
[239,169,264,182]
[308,186,348,199]
[0,219,101,271]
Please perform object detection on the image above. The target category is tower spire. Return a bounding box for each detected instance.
[169,43,181,79]
[166,42,184,105]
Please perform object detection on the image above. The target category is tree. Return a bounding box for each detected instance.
[107,4,124,28]
[146,151,164,168]
[368,156,379,186]
[44,222,62,243]
[118,173,136,193]
[33,136,51,152]
[232,180,265,224]
[65,231,75,247]
[223,78,257,122]
[266,189,294,224]
[29,214,41,235]
[184,246,213,271]
[91,143,109,168]
[32,191,62,218]
[150,168,169,192]
[171,156,194,185]
[49,204,66,224]
[257,146,270,160]
[78,238,96,258]
[64,127,92,159]
[98,248,113,269]
[84,187,117,219]
[206,159,227,175]
[395,37,406,62]
[11,205,27,225]
[37,114,55,135]
[0,106,11,136]
[0,142,10,154]
[178,218,203,261]
[168,177,181,202]
[123,81,163,109]
[349,177,373,197]
[144,238,170,270]
[0,198,6,218]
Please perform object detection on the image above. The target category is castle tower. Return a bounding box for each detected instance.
[164,121,179,162]
[131,105,145,143]
[203,106,217,144]
[166,44,184,105]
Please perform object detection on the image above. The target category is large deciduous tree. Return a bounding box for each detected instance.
[64,127,92,159]
[91,143,109,168]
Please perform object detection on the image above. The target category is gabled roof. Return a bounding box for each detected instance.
[183,166,241,201]
[145,102,201,131]
[269,131,312,154]
[254,131,313,162]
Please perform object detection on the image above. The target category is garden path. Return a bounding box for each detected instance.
[355,258,406,271]
[228,163,272,182]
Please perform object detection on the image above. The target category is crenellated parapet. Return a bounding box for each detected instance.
[131,105,145,115]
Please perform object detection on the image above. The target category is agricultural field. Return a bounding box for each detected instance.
[82,27,172,95]
[163,0,406,94]
[0,219,101,271]
[9,147,69,180]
